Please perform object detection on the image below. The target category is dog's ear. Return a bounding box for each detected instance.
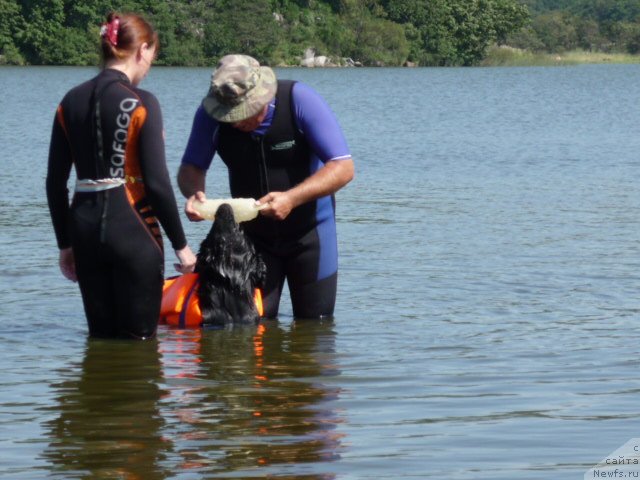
[249,251,267,288]
[195,222,219,273]
[195,246,213,274]
[232,236,266,290]
[226,240,255,289]
[198,234,245,288]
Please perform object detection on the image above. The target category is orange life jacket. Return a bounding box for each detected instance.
[160,273,263,328]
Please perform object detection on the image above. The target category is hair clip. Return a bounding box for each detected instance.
[101,17,119,46]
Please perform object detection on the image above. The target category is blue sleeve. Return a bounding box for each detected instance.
[292,83,351,163]
[181,105,219,170]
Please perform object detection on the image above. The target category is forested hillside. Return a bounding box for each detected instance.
[1,0,640,67]
[512,0,640,53]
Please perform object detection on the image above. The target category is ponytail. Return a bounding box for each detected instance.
[100,12,159,65]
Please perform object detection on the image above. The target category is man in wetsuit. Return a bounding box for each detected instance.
[178,54,354,320]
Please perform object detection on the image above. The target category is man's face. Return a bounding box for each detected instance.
[232,104,269,132]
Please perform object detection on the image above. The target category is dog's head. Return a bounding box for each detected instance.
[211,203,237,236]
[196,203,238,272]
[196,203,266,325]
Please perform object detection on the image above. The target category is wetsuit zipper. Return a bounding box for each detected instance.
[256,136,270,195]
[91,78,120,243]
[94,97,109,243]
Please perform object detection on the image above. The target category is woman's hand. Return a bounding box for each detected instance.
[59,247,77,282]
[174,245,197,274]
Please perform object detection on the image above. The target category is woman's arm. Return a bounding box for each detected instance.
[46,106,74,250]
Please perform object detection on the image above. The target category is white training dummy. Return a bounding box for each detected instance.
[192,198,265,223]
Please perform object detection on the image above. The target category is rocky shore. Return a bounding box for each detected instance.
[296,48,418,67]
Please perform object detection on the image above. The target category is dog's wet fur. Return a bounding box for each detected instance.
[195,203,266,326]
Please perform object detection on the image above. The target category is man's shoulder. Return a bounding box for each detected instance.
[194,104,219,128]
[288,81,324,108]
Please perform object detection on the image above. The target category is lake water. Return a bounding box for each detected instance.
[0,64,639,479]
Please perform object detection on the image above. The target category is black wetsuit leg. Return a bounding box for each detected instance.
[71,191,164,339]
[254,227,337,320]
[289,272,337,320]
[259,249,286,319]
[285,237,337,319]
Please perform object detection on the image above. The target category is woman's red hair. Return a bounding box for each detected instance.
[100,12,159,64]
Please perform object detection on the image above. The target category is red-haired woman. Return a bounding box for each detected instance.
[46,12,196,339]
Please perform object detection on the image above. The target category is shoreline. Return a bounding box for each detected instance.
[3,49,640,68]
[480,46,640,67]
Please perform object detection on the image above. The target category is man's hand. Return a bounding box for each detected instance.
[185,191,207,222]
[256,159,354,221]
[257,191,294,221]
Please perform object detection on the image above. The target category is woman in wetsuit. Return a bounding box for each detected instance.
[46,12,196,339]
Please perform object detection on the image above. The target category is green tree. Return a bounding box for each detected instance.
[573,0,640,23]
[619,21,640,53]
[8,0,640,66]
[575,17,603,51]
[531,10,578,52]
[0,0,25,64]
[571,0,640,50]
[382,0,452,64]
[382,0,527,65]
[64,0,111,28]
[330,0,408,65]
[14,0,106,64]
[159,0,209,65]
[506,24,546,51]
[203,0,281,64]
[19,0,65,63]
[520,0,580,15]
[493,0,530,44]
[350,16,408,65]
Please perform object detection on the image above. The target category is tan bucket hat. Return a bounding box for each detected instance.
[202,54,277,123]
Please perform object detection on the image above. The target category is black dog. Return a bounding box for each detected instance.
[196,203,266,326]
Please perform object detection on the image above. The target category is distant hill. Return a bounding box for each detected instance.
[520,0,582,14]
[509,0,640,55]
[522,0,640,21]
[1,0,639,67]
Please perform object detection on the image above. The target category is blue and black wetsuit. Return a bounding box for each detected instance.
[182,80,351,319]
[47,68,187,338]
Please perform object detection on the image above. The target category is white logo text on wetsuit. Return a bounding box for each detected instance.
[110,98,139,177]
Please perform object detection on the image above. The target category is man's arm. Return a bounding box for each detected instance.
[178,163,206,198]
[258,158,354,221]
[257,82,355,221]
[177,106,220,220]
[177,163,208,221]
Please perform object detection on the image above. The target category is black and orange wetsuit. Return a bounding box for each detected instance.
[46,68,187,338]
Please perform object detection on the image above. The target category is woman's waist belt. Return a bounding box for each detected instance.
[75,176,142,192]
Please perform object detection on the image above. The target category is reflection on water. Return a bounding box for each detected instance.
[5,65,640,479]
[42,339,168,479]
[42,321,342,478]
[159,320,343,478]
